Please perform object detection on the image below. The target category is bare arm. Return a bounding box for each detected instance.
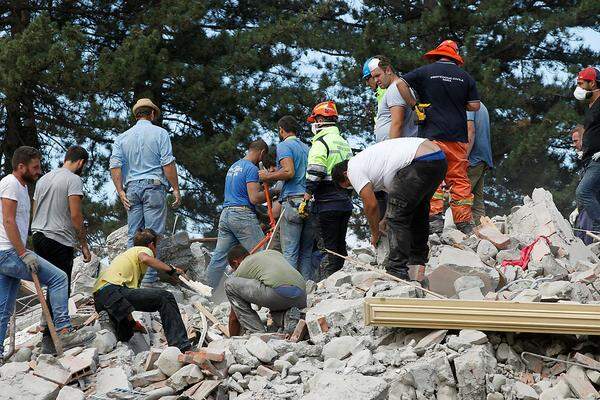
[138,252,183,274]
[163,162,181,208]
[69,195,91,262]
[1,198,26,256]
[110,167,131,210]
[389,106,406,139]
[466,101,480,111]
[247,182,266,205]
[259,157,294,182]
[467,120,476,157]
[359,184,381,247]
[396,79,417,109]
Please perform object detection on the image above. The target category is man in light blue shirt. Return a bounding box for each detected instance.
[259,116,315,280]
[110,98,181,283]
[466,101,493,225]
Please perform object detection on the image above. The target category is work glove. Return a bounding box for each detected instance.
[569,208,579,226]
[592,151,600,162]
[413,103,431,125]
[297,199,309,219]
[20,251,40,274]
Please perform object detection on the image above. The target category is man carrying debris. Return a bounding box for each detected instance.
[205,139,269,288]
[225,245,307,335]
[304,101,354,279]
[366,55,418,140]
[93,228,191,352]
[0,147,96,362]
[395,40,480,235]
[259,116,314,279]
[466,101,493,225]
[574,67,600,235]
[332,138,447,280]
[31,145,92,353]
[110,98,181,284]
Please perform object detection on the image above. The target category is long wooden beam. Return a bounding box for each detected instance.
[364,298,600,336]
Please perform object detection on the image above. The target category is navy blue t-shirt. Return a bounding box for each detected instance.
[223,159,259,210]
[402,61,480,142]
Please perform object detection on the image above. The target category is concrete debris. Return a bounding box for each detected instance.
[4,188,600,399]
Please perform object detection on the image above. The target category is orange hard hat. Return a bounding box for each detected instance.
[307,101,338,123]
[423,40,464,66]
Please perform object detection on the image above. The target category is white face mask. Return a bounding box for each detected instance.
[574,86,590,101]
[310,123,320,135]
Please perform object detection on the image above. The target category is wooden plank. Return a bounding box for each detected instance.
[191,380,221,400]
[193,303,230,337]
[364,298,600,336]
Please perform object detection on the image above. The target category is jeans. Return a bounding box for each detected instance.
[387,159,447,278]
[576,161,600,227]
[94,284,191,351]
[467,162,489,225]
[224,277,307,333]
[318,210,351,279]
[32,232,75,331]
[280,201,316,281]
[126,180,167,283]
[0,249,71,354]
[206,207,264,288]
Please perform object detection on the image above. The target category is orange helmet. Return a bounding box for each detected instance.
[423,39,464,66]
[307,101,338,123]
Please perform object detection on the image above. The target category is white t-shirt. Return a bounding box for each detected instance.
[374,81,418,142]
[0,174,31,250]
[347,138,426,193]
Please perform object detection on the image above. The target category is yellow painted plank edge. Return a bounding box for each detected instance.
[364,298,600,336]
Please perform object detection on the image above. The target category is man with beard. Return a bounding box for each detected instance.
[31,145,92,353]
[0,147,95,363]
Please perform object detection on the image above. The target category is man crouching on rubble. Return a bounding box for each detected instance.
[225,246,307,335]
[93,228,191,352]
[332,138,447,281]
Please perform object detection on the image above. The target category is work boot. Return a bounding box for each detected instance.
[57,327,95,351]
[429,214,444,234]
[456,221,475,236]
[386,267,410,282]
[40,333,56,355]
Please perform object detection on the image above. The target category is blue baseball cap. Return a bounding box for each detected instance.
[362,57,381,79]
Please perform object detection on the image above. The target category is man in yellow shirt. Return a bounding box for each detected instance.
[93,229,191,351]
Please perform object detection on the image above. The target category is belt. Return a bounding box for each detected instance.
[225,205,253,211]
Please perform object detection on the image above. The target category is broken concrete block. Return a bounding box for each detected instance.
[95,367,132,395]
[166,364,204,391]
[91,329,117,355]
[454,275,485,293]
[388,379,417,400]
[322,336,357,360]
[539,281,572,301]
[305,298,362,342]
[256,365,278,380]
[144,348,162,371]
[512,289,541,302]
[0,372,59,400]
[400,354,455,398]
[130,369,167,387]
[573,353,600,370]
[245,336,277,363]
[458,286,485,300]
[56,386,85,400]
[476,221,510,250]
[0,361,30,378]
[441,228,467,245]
[106,225,128,261]
[564,365,599,399]
[586,370,600,385]
[156,346,184,376]
[477,239,499,260]
[302,371,388,400]
[459,329,488,345]
[346,349,374,369]
[513,381,539,400]
[454,345,497,399]
[323,270,353,290]
[33,358,71,385]
[414,330,447,353]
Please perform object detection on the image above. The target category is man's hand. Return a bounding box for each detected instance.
[303,193,312,202]
[20,251,40,274]
[118,190,131,210]
[258,169,270,182]
[81,242,92,263]
[171,189,181,208]
[371,230,380,248]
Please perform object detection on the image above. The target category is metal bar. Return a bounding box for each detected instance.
[364,297,600,336]
[31,272,64,356]
[325,249,446,299]
[266,208,285,250]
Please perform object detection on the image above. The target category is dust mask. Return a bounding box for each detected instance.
[574,86,590,101]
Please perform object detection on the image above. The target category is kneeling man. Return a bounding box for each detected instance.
[332,138,447,280]
[225,246,306,335]
[93,228,191,352]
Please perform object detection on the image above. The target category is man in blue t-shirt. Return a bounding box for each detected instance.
[395,39,481,235]
[260,116,315,280]
[205,139,269,288]
[466,101,493,225]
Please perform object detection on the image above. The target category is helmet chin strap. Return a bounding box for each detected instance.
[311,121,335,134]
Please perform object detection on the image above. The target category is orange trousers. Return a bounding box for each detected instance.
[429,141,473,223]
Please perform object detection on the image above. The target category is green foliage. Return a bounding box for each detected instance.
[0,0,599,245]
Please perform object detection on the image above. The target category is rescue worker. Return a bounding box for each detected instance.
[574,67,600,235]
[259,116,314,280]
[225,245,306,335]
[332,138,447,280]
[93,228,191,352]
[304,101,354,279]
[395,40,481,234]
[205,139,268,288]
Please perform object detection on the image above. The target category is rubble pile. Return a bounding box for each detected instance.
[2,188,600,400]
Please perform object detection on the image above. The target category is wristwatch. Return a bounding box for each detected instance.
[167,264,177,276]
